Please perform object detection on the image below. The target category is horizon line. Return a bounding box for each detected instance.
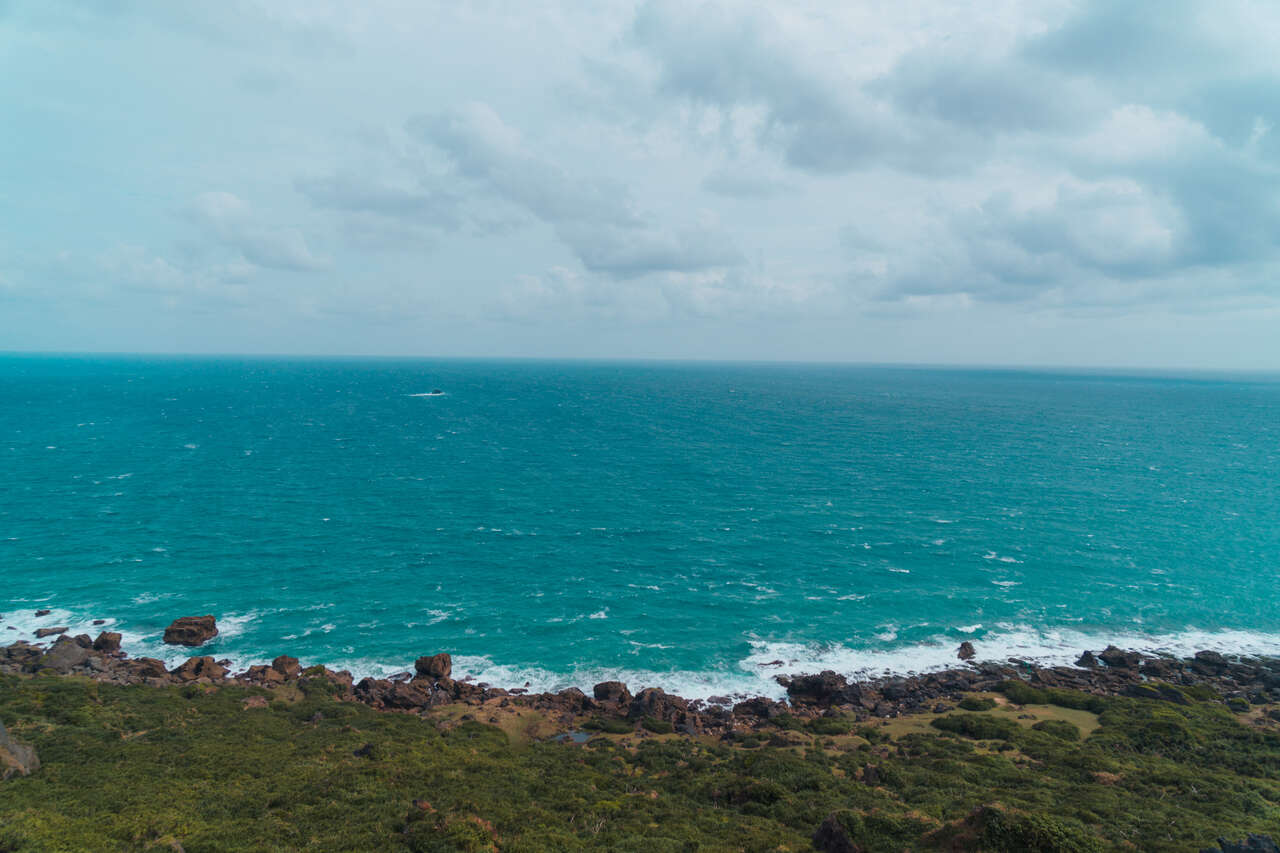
[2,348,1279,377]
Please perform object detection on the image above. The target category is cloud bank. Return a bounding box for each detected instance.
[2,0,1279,366]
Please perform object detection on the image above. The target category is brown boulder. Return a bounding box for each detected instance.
[414,653,452,680]
[592,681,632,705]
[957,641,976,661]
[163,615,218,646]
[170,656,228,682]
[34,627,67,639]
[629,687,689,721]
[271,655,302,679]
[93,631,122,654]
[34,609,51,617]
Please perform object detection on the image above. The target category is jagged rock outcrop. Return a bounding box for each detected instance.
[163,615,218,647]
[34,627,67,639]
[957,641,976,660]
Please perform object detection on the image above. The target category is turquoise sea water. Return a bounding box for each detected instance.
[3,355,1279,698]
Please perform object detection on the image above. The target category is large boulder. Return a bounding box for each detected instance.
[783,670,852,706]
[593,681,632,705]
[93,631,122,654]
[1098,645,1142,669]
[414,653,452,680]
[271,655,302,679]
[34,627,67,639]
[957,641,976,661]
[0,719,40,780]
[40,636,90,673]
[163,615,218,647]
[170,656,228,682]
[628,687,688,721]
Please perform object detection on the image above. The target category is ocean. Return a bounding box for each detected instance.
[2,355,1279,699]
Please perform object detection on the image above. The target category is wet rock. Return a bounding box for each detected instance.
[92,619,106,626]
[170,656,228,682]
[271,655,302,679]
[34,609,51,617]
[34,627,67,639]
[592,681,632,705]
[782,670,854,706]
[1076,650,1099,667]
[812,812,860,853]
[1194,650,1229,670]
[414,653,452,680]
[733,697,787,719]
[93,632,122,654]
[163,615,218,647]
[1098,645,1141,669]
[957,641,976,661]
[41,636,90,673]
[0,718,40,780]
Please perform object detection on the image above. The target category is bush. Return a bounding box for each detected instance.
[641,717,674,734]
[931,714,1021,742]
[977,806,1103,853]
[807,716,854,735]
[1031,719,1080,741]
[958,696,997,712]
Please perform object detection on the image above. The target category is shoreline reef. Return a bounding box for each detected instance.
[5,614,1280,729]
[5,615,1280,850]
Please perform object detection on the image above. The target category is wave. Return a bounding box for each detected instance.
[8,611,1280,703]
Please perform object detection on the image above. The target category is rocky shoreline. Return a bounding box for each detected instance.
[5,613,1280,738]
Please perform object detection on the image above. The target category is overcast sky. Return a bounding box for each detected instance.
[3,1,1280,367]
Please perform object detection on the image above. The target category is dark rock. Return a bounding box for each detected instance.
[628,687,689,722]
[414,653,452,680]
[170,656,228,682]
[1098,645,1142,669]
[92,619,106,626]
[129,657,170,679]
[41,636,90,673]
[92,631,122,654]
[34,627,67,639]
[163,615,218,647]
[1201,835,1280,853]
[1195,650,1229,669]
[813,813,861,853]
[783,670,856,706]
[592,681,632,705]
[34,610,51,617]
[271,655,302,679]
[0,718,40,780]
[732,696,787,719]
[1076,650,1099,668]
[353,742,375,759]
[73,634,93,648]
[957,641,976,661]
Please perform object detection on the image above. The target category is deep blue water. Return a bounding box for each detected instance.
[3,356,1279,697]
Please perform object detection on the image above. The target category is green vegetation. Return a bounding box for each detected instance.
[957,696,998,712]
[2,674,1280,851]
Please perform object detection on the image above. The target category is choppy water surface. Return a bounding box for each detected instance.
[3,356,1279,698]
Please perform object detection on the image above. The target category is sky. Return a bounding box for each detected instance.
[3,0,1280,368]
